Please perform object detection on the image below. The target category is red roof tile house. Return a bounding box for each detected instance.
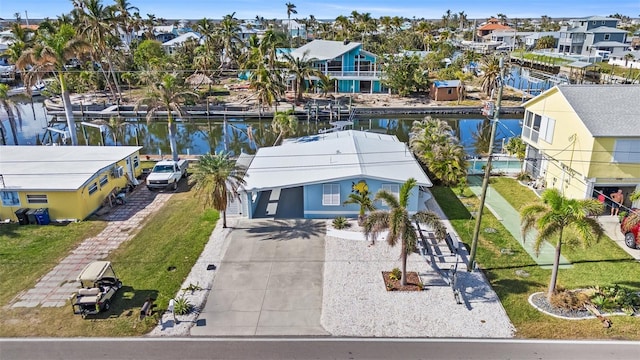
[477,18,513,38]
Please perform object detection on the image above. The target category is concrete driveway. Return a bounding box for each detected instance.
[191,218,328,336]
[599,215,640,260]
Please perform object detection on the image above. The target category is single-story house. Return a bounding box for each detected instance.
[0,146,143,222]
[521,84,640,208]
[238,130,433,219]
[430,80,461,101]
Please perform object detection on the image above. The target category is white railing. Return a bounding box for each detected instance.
[324,70,382,78]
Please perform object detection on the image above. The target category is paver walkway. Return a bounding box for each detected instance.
[467,175,571,269]
[12,187,172,308]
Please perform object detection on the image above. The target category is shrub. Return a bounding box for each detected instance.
[389,267,402,281]
[550,289,589,310]
[173,295,193,315]
[591,285,640,314]
[332,216,350,229]
[516,172,531,181]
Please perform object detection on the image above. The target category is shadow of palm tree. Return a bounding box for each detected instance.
[240,219,326,241]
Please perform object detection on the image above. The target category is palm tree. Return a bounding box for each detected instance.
[480,54,503,97]
[414,21,434,51]
[135,74,199,161]
[521,189,604,300]
[112,0,139,51]
[271,110,298,146]
[190,152,246,228]
[505,136,526,166]
[285,2,297,48]
[216,13,241,69]
[0,84,21,145]
[16,21,91,146]
[363,178,447,285]
[283,50,322,102]
[343,189,376,225]
[410,116,467,186]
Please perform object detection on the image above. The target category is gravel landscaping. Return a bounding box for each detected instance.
[321,234,516,338]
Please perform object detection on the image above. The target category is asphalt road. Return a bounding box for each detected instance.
[1,338,639,360]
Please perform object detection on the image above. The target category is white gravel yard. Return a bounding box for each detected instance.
[321,235,516,338]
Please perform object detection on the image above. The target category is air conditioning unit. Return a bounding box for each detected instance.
[112,166,124,178]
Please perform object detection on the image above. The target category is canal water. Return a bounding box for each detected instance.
[2,99,523,157]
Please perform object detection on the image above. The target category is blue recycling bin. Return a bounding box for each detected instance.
[35,208,50,225]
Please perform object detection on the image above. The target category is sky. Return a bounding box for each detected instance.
[1,0,638,21]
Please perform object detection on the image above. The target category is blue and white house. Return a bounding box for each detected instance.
[239,130,433,219]
[287,40,383,93]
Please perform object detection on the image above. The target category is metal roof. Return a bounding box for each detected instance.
[242,130,432,192]
[162,32,202,46]
[0,146,142,191]
[566,61,596,68]
[77,261,114,282]
[556,85,640,137]
[433,80,461,88]
[288,39,361,61]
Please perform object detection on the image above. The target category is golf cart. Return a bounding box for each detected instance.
[71,261,122,317]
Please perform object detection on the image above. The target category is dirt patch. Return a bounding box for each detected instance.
[382,271,423,291]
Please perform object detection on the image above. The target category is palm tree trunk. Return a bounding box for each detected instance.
[400,247,408,286]
[107,57,123,103]
[167,115,179,161]
[547,238,563,301]
[5,107,18,145]
[60,74,78,146]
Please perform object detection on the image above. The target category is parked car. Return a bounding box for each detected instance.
[71,261,122,317]
[146,159,188,191]
[620,209,640,249]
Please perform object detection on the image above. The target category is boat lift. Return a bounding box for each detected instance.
[80,121,108,145]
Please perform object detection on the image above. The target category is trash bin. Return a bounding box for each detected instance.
[35,208,50,225]
[14,208,29,225]
[25,209,38,225]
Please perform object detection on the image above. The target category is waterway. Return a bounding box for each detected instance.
[1,99,524,157]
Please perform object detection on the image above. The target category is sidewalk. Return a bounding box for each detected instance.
[11,187,172,308]
[467,176,571,270]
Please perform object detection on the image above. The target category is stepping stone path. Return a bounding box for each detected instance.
[11,188,173,308]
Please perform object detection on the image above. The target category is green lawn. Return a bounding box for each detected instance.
[0,190,218,337]
[432,178,640,339]
[0,221,107,305]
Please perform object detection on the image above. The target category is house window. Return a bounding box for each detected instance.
[613,139,640,163]
[26,194,48,204]
[447,88,453,94]
[604,34,610,40]
[322,184,340,206]
[88,182,98,195]
[99,175,108,187]
[539,117,555,143]
[0,191,20,207]
[378,184,400,206]
[522,112,555,144]
[133,155,140,168]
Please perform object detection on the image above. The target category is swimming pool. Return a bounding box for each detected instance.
[467,157,523,174]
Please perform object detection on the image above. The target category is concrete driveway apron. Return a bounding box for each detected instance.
[191,218,328,336]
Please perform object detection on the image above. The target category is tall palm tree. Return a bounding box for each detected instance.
[414,21,434,51]
[343,189,376,225]
[283,50,322,102]
[521,189,604,300]
[135,74,199,161]
[271,110,298,146]
[480,54,503,97]
[285,2,297,48]
[216,13,241,69]
[112,0,139,51]
[363,178,447,285]
[73,0,122,101]
[190,152,247,228]
[16,21,91,146]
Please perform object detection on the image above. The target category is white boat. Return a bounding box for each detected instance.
[6,82,47,97]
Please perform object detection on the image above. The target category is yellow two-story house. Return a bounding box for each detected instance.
[0,146,143,222]
[522,84,640,209]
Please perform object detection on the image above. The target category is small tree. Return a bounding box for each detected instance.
[363,178,447,286]
[505,136,526,166]
[190,152,247,228]
[521,189,604,300]
[343,189,376,225]
[271,110,298,146]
